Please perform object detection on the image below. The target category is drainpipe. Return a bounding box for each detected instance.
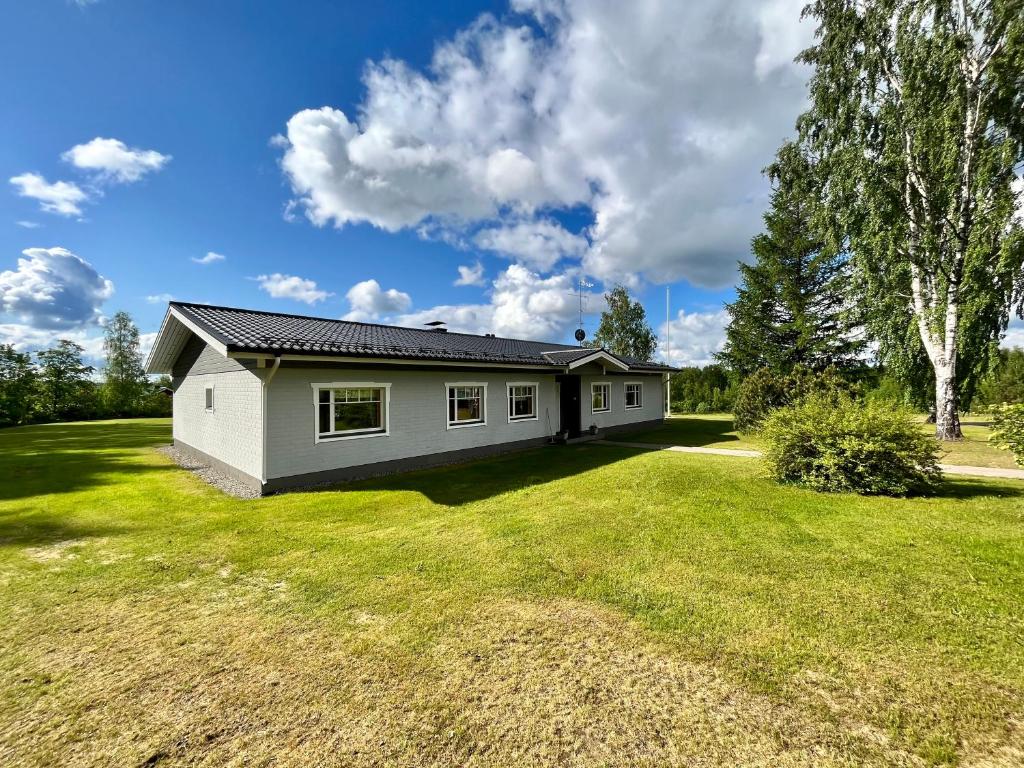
[260,356,282,487]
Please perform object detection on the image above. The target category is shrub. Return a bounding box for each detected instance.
[990,404,1024,467]
[762,395,942,496]
[733,365,856,433]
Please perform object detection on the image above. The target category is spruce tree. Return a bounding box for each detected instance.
[718,143,863,377]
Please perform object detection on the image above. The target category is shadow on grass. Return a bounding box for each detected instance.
[0,420,171,453]
[934,477,1024,500]
[324,444,640,506]
[0,509,125,550]
[627,416,746,447]
[0,420,173,501]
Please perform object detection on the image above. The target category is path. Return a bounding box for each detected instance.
[595,440,1024,481]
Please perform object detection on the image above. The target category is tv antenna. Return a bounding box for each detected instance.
[575,278,594,346]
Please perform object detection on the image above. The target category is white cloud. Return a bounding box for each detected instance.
[395,264,597,340]
[474,219,586,271]
[254,273,332,304]
[0,323,106,359]
[0,247,114,330]
[342,279,412,321]
[276,0,812,287]
[146,293,175,304]
[658,308,730,367]
[454,261,486,287]
[754,0,814,78]
[192,251,226,265]
[9,173,89,217]
[62,137,170,184]
[16,221,40,229]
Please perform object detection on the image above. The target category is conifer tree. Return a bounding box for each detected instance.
[718,143,863,377]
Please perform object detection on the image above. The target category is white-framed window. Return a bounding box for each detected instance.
[312,382,391,442]
[507,382,538,422]
[204,386,215,412]
[591,382,610,413]
[624,381,643,409]
[447,382,487,428]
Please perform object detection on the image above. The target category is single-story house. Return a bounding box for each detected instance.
[146,302,676,494]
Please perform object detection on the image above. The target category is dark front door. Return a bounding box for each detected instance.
[557,375,582,438]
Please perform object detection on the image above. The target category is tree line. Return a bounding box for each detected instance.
[0,311,171,428]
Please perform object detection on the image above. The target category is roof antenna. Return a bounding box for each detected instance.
[575,278,593,347]
[424,320,447,333]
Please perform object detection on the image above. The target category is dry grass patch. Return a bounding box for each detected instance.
[1,593,946,768]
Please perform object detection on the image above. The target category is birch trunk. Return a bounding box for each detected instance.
[934,362,962,441]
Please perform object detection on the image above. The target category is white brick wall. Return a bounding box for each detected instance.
[265,368,560,480]
[577,373,665,431]
[173,369,264,480]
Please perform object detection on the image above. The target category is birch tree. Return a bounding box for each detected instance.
[798,0,1024,439]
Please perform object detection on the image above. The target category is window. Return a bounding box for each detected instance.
[447,383,486,428]
[592,382,610,413]
[507,382,538,422]
[313,383,390,441]
[204,386,214,412]
[625,382,643,409]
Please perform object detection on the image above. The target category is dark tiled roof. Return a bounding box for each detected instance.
[169,302,675,372]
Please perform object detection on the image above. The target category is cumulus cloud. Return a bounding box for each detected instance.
[0,323,106,359]
[9,173,89,217]
[0,247,114,330]
[192,251,226,265]
[454,261,486,287]
[657,309,730,367]
[474,219,586,271]
[395,264,597,340]
[62,137,170,184]
[342,279,412,321]
[254,273,332,304]
[276,0,812,287]
[146,293,175,304]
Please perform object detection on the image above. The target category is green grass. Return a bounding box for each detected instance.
[640,413,1020,469]
[1,419,1023,766]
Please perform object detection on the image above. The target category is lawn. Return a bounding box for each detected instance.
[639,413,1020,469]
[1,419,1023,766]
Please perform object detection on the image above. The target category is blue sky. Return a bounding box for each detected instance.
[9,0,956,366]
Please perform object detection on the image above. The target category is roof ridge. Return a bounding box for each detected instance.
[169,300,563,347]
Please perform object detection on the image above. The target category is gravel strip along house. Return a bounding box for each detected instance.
[146,302,676,494]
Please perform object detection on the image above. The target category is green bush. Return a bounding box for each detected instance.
[733,365,855,433]
[762,395,942,496]
[990,404,1024,467]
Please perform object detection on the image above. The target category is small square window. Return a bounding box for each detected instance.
[448,384,486,427]
[507,383,537,421]
[204,387,214,411]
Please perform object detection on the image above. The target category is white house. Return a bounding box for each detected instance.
[145,302,674,494]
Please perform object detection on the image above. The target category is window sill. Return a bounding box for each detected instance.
[447,421,486,430]
[625,405,643,410]
[508,415,538,423]
[316,430,388,444]
[592,408,610,414]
